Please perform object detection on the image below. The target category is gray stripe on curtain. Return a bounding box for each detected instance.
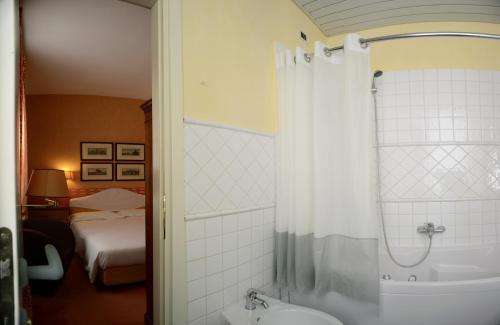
[274,232,315,292]
[275,232,379,303]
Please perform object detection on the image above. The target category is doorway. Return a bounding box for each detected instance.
[0,0,185,324]
[21,1,151,324]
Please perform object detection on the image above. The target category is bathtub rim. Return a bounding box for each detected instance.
[378,242,498,255]
[381,275,500,295]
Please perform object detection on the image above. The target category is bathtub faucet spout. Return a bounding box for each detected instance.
[417,222,446,237]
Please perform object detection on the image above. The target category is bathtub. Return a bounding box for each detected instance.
[380,244,500,325]
[288,244,500,325]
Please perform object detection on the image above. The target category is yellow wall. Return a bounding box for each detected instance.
[182,0,326,133]
[183,0,500,134]
[327,22,500,72]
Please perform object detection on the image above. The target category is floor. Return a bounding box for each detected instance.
[32,257,146,325]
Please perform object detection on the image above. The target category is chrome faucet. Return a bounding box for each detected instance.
[245,288,269,310]
[417,222,446,237]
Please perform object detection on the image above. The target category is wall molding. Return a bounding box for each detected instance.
[183,118,276,138]
[380,198,500,203]
[185,204,275,221]
[378,142,500,148]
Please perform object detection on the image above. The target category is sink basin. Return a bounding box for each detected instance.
[254,305,343,325]
[223,295,343,325]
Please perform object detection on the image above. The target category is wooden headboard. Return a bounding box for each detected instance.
[69,187,145,198]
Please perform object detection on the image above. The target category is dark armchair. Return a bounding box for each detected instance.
[22,218,75,293]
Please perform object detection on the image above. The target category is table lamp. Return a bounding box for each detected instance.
[26,169,69,207]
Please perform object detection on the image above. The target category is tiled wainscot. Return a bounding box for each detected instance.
[184,121,276,325]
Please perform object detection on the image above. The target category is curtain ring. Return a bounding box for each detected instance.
[324,47,332,57]
[360,41,369,49]
[304,53,311,63]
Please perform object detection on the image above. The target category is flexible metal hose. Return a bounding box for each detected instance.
[372,86,433,268]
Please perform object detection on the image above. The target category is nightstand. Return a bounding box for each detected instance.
[28,207,70,224]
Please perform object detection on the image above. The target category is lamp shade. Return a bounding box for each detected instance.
[27,169,69,197]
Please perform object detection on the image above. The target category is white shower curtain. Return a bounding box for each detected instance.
[275,34,379,303]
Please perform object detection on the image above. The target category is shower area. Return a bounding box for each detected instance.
[274,32,500,325]
[375,67,500,325]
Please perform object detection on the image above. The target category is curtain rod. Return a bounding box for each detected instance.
[325,32,500,54]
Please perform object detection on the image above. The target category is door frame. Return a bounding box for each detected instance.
[151,0,186,324]
[0,0,20,324]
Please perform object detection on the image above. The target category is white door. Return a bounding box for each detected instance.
[0,0,21,324]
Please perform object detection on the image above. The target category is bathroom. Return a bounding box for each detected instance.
[183,1,500,325]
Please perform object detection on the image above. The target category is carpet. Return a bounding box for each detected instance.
[31,256,146,325]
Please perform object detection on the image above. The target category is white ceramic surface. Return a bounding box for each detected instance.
[380,243,500,325]
[223,296,343,325]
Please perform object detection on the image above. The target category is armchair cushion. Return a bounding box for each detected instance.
[22,219,75,276]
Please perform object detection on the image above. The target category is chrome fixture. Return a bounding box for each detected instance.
[371,70,383,93]
[245,288,269,310]
[408,275,417,282]
[325,32,500,53]
[382,274,391,280]
[417,223,446,237]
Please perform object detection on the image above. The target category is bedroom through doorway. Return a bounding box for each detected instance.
[18,1,154,324]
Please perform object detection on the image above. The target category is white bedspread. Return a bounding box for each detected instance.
[70,209,145,283]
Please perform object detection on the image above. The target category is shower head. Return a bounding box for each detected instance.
[371,70,383,93]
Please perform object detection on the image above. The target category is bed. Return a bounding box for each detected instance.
[69,188,146,285]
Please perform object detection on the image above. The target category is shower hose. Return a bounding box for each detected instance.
[372,85,433,269]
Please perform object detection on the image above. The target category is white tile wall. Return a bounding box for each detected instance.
[184,122,275,216]
[375,69,500,247]
[376,69,500,145]
[380,145,500,200]
[184,121,276,325]
[381,200,500,247]
[185,209,275,325]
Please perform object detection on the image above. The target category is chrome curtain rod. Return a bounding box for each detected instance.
[325,32,500,54]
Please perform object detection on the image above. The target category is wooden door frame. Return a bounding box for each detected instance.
[151,0,186,324]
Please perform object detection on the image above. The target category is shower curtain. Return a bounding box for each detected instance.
[274,34,379,303]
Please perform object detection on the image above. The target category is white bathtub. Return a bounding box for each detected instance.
[288,244,500,325]
[380,244,500,325]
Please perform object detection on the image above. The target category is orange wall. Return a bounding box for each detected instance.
[27,95,146,190]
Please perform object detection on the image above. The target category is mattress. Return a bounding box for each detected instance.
[70,209,145,283]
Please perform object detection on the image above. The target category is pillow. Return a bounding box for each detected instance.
[70,188,145,211]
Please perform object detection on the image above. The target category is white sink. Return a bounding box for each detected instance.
[223,296,343,325]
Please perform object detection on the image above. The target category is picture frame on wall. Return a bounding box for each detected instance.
[81,142,113,161]
[115,163,145,181]
[81,163,114,181]
[116,143,145,161]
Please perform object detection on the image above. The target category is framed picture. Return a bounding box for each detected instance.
[116,143,145,161]
[81,163,113,181]
[115,163,145,181]
[81,142,113,161]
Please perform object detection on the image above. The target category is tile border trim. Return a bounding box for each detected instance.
[185,204,275,221]
[183,118,276,138]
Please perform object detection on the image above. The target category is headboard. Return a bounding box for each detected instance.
[69,187,145,198]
